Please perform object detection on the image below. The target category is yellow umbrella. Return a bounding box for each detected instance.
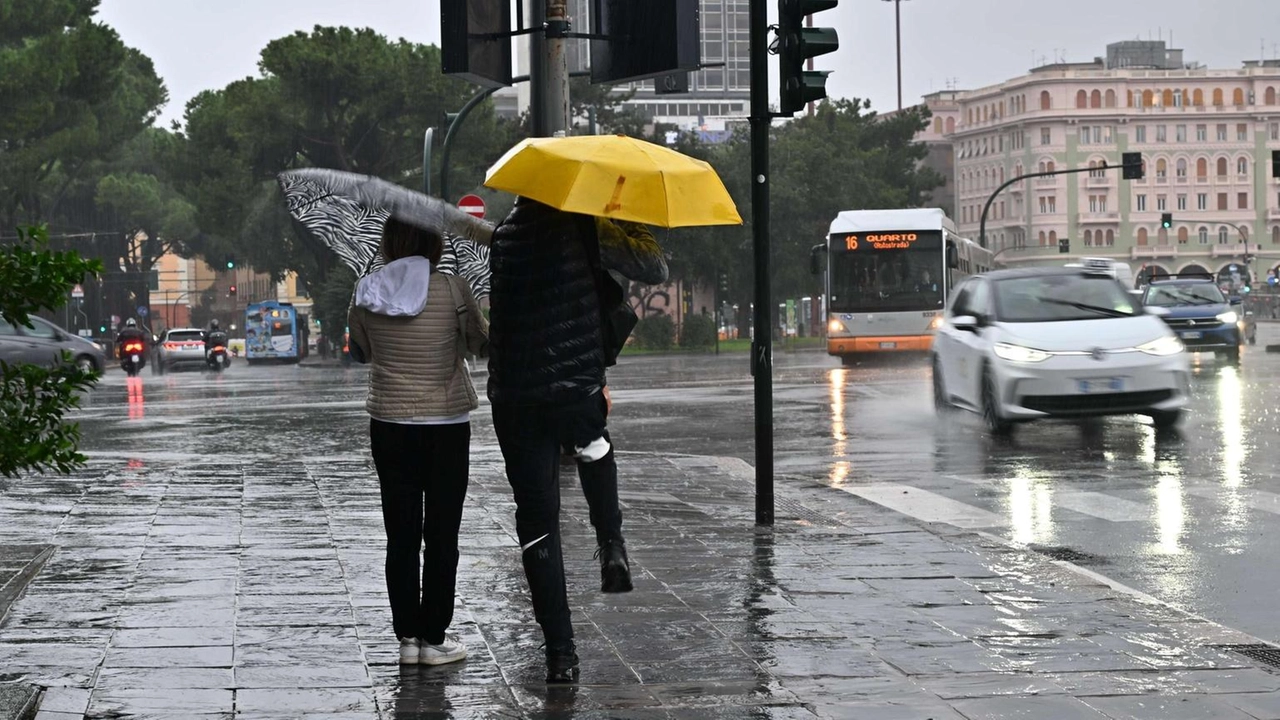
[483,135,743,228]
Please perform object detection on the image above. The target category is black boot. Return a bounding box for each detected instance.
[545,641,580,683]
[596,540,633,593]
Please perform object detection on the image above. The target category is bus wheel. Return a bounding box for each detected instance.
[840,355,858,367]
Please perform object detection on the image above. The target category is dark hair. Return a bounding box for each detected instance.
[381,217,444,264]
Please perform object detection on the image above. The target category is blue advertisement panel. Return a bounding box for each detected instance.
[245,302,299,360]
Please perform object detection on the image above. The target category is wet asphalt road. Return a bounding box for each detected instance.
[69,323,1280,653]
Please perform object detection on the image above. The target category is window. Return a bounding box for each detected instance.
[1176,158,1187,178]
[1196,124,1207,141]
[1158,228,1169,245]
[1040,91,1052,110]
[1076,90,1088,108]
[1234,88,1245,106]
[1272,123,1279,141]
[1038,197,1047,214]
[1238,157,1249,176]
[1038,231,1047,246]
[1217,124,1228,141]
[1136,194,1147,211]
[1105,89,1116,108]
[1135,125,1147,143]
[1081,127,1091,144]
[1088,195,1107,213]
[23,320,56,339]
[1137,228,1149,245]
[1274,226,1280,244]
[1041,128,1051,145]
[1178,227,1189,244]
[1176,124,1187,142]
[945,117,955,133]
[1105,230,1115,246]
[1268,87,1277,105]
[1091,90,1102,108]
[1219,226,1230,244]
[1213,88,1225,106]
[1084,229,1094,246]
[1173,89,1184,108]
[1238,123,1249,141]
[1197,193,1208,210]
[1197,158,1208,179]
[1177,194,1187,210]
[1157,195,1168,211]
[1199,227,1210,244]
[1217,157,1229,177]
[1048,196,1057,213]
[1239,192,1249,209]
[1156,158,1167,178]
[1163,89,1175,107]
[1193,89,1204,106]
[1156,125,1167,142]
[1218,193,1228,210]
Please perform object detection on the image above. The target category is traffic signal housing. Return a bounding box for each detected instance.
[1122,152,1144,180]
[229,285,238,297]
[1058,237,1070,254]
[1161,213,1173,229]
[777,0,840,115]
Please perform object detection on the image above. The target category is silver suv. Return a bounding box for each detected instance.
[156,328,208,373]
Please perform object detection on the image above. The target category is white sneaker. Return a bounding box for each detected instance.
[420,633,467,665]
[399,637,420,665]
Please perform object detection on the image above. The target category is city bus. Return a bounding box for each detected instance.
[245,300,303,364]
[812,208,994,362]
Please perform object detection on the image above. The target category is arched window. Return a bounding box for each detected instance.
[1047,160,1056,173]
[1267,87,1277,106]
[1040,91,1052,110]
[1199,227,1209,244]
[1213,88,1224,106]
[1233,88,1245,106]
[1049,230,1058,246]
[1127,90,1136,107]
[1015,163,1023,177]
[1238,157,1249,176]
[999,167,1004,184]
[933,117,943,134]
[1137,228,1149,246]
[1219,226,1230,244]
[1176,158,1188,178]
[1076,90,1088,108]
[945,117,955,133]
[1039,230,1047,246]
[1163,89,1175,107]
[1273,226,1280,244]
[1196,157,1208,178]
[983,106,989,122]
[1084,229,1094,246]
[1156,158,1168,178]
[1217,157,1229,177]
[1105,229,1115,246]
[967,108,973,125]
[1090,90,1102,108]
[1158,228,1169,245]
[1105,89,1117,108]
[1143,89,1155,107]
[1178,227,1189,244]
[1192,88,1204,106]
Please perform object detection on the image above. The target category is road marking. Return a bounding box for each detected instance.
[840,484,1004,528]
[945,475,1147,523]
[1187,485,1280,514]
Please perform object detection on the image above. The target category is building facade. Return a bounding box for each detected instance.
[947,41,1280,282]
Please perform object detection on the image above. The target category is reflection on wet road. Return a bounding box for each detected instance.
[603,324,1280,645]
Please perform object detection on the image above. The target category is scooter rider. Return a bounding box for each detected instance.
[203,319,229,354]
[117,319,148,365]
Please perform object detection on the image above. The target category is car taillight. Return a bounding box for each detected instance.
[165,342,178,350]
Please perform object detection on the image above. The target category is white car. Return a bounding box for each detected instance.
[932,267,1191,434]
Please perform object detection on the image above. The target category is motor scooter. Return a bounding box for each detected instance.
[120,340,146,377]
[206,344,230,372]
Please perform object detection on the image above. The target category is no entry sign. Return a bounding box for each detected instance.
[458,194,486,220]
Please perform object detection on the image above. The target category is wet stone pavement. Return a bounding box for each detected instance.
[5,373,1280,717]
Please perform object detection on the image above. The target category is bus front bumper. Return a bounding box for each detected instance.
[829,335,933,354]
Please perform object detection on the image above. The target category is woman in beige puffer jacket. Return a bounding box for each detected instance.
[347,218,488,667]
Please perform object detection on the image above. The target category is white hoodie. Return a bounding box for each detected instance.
[355,257,432,316]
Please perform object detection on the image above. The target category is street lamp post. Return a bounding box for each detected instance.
[881,0,910,111]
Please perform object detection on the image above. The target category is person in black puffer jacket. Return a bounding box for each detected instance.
[488,197,645,683]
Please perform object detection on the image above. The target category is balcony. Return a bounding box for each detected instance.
[1210,243,1260,258]
[1079,212,1120,223]
[1269,208,1280,220]
[1085,175,1111,188]
[1131,246,1179,260]
[1035,177,1057,187]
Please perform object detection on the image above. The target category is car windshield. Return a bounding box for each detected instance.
[1143,283,1225,306]
[166,331,204,342]
[993,274,1140,323]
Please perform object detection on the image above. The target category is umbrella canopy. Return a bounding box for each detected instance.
[277,168,494,298]
[483,135,742,228]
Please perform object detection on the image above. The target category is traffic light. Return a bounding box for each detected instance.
[1058,237,1070,254]
[99,324,107,334]
[229,285,237,296]
[1122,152,1144,180]
[224,256,235,270]
[718,272,729,293]
[777,0,840,115]
[1161,213,1173,229]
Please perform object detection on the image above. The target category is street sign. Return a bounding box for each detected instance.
[111,315,120,326]
[458,194,486,220]
[136,306,149,318]
[71,284,84,299]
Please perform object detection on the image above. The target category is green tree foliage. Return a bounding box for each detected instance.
[678,314,717,349]
[0,226,102,477]
[311,264,357,338]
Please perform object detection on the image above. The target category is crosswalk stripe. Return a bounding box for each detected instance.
[1186,485,1280,514]
[840,484,1004,528]
[945,475,1147,523]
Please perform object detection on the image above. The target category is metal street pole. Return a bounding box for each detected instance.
[422,128,435,195]
[530,0,548,136]
[440,87,501,202]
[881,0,908,110]
[749,0,773,526]
[979,160,1141,248]
[544,0,571,135]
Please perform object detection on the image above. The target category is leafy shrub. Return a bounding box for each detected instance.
[679,314,716,349]
[633,314,674,350]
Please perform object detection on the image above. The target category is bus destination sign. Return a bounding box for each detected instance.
[836,232,923,251]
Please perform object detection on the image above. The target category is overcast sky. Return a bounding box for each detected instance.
[98,0,1280,128]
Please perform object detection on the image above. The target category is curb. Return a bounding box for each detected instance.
[0,545,55,627]
[0,685,41,720]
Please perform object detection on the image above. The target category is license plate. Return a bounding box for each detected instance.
[1180,331,1202,339]
[1078,377,1123,393]
[879,341,897,349]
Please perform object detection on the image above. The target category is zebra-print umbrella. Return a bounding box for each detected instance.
[277,168,494,299]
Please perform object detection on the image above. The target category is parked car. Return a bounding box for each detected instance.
[0,315,106,372]
[932,266,1191,434]
[155,328,208,373]
[1140,277,1243,363]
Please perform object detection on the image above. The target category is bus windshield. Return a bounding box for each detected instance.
[828,230,945,313]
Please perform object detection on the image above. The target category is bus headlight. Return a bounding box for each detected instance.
[993,342,1051,363]
[927,316,942,330]
[828,319,844,334]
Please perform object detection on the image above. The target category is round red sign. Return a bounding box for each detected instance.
[458,194,486,220]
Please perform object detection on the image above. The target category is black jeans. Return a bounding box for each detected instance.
[566,392,624,547]
[492,391,617,645]
[370,419,470,644]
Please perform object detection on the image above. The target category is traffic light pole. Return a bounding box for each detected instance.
[978,161,1141,249]
[749,0,774,526]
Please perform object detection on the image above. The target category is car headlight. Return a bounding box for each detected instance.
[1217,311,1238,324]
[1137,335,1184,356]
[993,342,1051,363]
[828,319,844,334]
